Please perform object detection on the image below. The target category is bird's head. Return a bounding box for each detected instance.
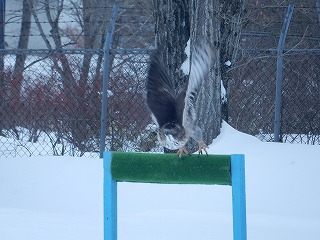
[157,122,188,150]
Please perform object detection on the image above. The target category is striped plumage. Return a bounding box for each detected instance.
[146,43,212,157]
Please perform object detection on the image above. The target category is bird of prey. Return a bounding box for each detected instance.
[146,43,212,157]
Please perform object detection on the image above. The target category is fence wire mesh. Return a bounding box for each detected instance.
[228,50,320,144]
[0,48,319,158]
[0,49,104,157]
[0,49,161,158]
[105,50,159,153]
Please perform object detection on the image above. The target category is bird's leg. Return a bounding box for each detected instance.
[198,140,208,157]
[177,146,192,158]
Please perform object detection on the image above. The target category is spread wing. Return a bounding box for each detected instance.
[146,50,178,127]
[181,44,212,131]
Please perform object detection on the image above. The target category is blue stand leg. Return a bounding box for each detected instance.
[103,152,247,240]
[231,154,247,240]
[104,151,117,240]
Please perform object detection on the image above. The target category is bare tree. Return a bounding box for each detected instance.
[153,0,190,90]
[0,0,4,136]
[152,0,246,149]
[317,0,320,25]
[152,0,190,152]
[11,0,31,102]
[219,0,246,121]
[0,0,32,137]
[25,0,114,153]
[189,0,222,147]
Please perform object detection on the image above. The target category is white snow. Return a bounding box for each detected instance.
[181,39,191,75]
[221,80,227,103]
[225,60,232,67]
[1,122,320,240]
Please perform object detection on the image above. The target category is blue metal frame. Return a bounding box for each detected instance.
[104,152,117,240]
[104,153,247,240]
[231,154,247,240]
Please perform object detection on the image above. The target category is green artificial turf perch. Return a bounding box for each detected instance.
[110,152,231,185]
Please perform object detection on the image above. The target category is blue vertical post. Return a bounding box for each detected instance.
[274,4,294,142]
[104,151,117,240]
[231,154,247,240]
[99,4,119,158]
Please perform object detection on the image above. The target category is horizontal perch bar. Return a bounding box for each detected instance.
[110,152,231,185]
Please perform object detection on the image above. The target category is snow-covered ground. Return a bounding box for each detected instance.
[0,122,319,240]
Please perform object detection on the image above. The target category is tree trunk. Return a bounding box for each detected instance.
[153,0,222,149]
[219,0,246,121]
[152,0,246,151]
[5,0,32,134]
[153,0,190,91]
[80,0,113,96]
[43,0,77,94]
[190,0,221,148]
[152,0,190,153]
[12,0,31,100]
[0,0,5,135]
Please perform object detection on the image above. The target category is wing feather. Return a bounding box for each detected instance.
[146,50,177,127]
[181,44,212,131]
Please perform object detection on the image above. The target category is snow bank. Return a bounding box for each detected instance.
[0,122,320,240]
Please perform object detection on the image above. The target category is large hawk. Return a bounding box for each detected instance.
[146,43,212,157]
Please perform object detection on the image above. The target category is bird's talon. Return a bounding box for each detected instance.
[177,147,192,158]
[198,140,208,158]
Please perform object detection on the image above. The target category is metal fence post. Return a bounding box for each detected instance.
[274,4,294,142]
[99,4,119,158]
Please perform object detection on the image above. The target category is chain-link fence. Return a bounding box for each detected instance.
[105,49,160,153]
[0,48,160,158]
[0,49,103,157]
[1,47,319,158]
[230,2,320,144]
[228,50,320,144]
